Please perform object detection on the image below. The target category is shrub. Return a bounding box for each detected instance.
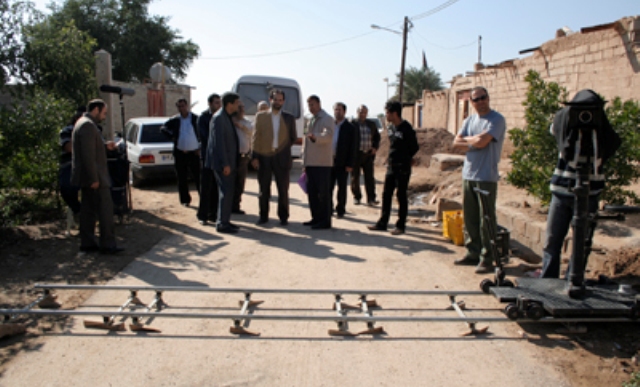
[0,88,73,226]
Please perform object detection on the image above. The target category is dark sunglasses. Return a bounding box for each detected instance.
[471,95,488,103]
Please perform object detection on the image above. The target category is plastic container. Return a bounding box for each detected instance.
[443,210,464,246]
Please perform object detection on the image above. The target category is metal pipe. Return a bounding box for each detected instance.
[1,309,636,324]
[34,284,485,296]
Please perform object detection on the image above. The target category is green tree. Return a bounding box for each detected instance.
[393,65,443,104]
[0,0,39,87]
[47,0,200,82]
[21,19,97,107]
[602,97,640,204]
[506,70,566,204]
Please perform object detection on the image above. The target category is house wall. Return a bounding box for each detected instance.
[419,16,640,154]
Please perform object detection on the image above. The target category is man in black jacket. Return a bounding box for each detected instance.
[196,93,220,224]
[161,98,201,206]
[331,102,356,218]
[367,101,419,235]
[350,105,381,206]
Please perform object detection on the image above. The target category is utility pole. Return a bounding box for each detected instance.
[398,16,410,104]
[478,35,482,64]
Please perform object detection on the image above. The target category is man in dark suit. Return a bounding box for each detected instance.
[350,104,381,206]
[196,93,220,225]
[251,89,297,226]
[331,102,356,218]
[161,98,201,207]
[71,99,123,254]
[206,92,241,233]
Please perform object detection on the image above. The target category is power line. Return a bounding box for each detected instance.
[411,0,461,21]
[197,0,462,61]
[412,29,477,50]
[199,30,377,60]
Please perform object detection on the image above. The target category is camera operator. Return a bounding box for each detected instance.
[541,89,621,279]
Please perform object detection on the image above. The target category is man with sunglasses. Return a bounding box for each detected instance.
[452,87,506,274]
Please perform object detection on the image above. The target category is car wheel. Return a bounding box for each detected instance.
[129,169,143,187]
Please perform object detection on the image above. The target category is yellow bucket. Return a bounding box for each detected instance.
[443,210,464,246]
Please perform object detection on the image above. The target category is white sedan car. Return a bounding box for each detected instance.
[122,117,175,187]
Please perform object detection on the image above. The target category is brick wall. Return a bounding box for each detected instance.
[419,16,640,154]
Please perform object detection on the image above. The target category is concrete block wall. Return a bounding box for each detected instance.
[496,205,546,260]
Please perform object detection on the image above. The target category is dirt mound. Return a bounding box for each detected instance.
[377,128,465,167]
[591,247,640,283]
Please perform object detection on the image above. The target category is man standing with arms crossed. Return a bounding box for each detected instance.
[197,93,220,225]
[251,89,297,226]
[302,95,334,230]
[452,86,506,274]
[72,99,123,254]
[351,105,381,206]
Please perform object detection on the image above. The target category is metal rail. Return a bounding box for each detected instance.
[34,284,485,296]
[1,308,636,324]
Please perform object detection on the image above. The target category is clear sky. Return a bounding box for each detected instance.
[33,0,639,118]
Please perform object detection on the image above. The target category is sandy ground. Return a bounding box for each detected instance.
[0,160,576,387]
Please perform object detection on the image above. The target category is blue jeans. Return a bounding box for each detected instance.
[59,164,81,214]
[541,193,599,278]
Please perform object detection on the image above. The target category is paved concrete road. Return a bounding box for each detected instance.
[1,162,569,387]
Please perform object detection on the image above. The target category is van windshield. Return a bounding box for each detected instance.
[236,83,301,118]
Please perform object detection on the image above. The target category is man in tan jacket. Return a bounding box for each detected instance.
[251,89,297,225]
[301,95,334,229]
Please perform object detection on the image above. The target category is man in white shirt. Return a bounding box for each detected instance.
[161,98,201,206]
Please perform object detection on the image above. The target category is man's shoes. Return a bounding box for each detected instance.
[280,219,288,226]
[100,246,125,254]
[311,223,331,230]
[181,203,190,208]
[256,218,269,225]
[454,255,480,266]
[79,245,99,253]
[474,262,495,274]
[390,228,405,235]
[336,213,345,219]
[303,220,317,226]
[354,198,361,205]
[217,226,238,234]
[368,200,380,206]
[197,218,208,226]
[232,209,246,215]
[367,224,387,231]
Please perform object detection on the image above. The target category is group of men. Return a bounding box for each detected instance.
[158,89,418,235]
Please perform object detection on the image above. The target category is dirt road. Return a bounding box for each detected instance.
[0,160,578,387]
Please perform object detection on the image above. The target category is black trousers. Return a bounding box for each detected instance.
[174,150,200,205]
[377,166,411,230]
[233,155,251,212]
[79,186,116,249]
[256,155,290,222]
[306,166,332,227]
[197,167,218,222]
[331,165,349,216]
[351,151,376,202]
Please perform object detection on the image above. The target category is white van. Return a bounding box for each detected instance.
[232,75,304,157]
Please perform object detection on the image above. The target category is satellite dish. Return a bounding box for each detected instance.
[149,62,172,83]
